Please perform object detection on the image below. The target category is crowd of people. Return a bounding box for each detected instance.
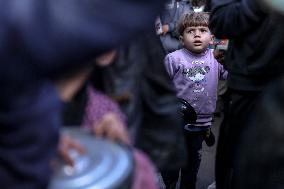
[1,0,284,189]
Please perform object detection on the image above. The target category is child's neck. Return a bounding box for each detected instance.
[184,48,208,56]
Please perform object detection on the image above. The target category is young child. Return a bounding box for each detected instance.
[163,12,227,189]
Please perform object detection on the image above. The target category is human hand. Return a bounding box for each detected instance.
[93,113,130,145]
[161,24,170,35]
[57,134,86,166]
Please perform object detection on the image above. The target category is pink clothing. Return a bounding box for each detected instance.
[132,150,159,189]
[82,87,126,129]
[82,87,158,189]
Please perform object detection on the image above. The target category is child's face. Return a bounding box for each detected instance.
[180,26,213,54]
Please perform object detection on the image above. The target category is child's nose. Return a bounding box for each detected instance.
[194,30,201,37]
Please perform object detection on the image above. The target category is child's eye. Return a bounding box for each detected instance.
[200,29,208,33]
[187,29,194,34]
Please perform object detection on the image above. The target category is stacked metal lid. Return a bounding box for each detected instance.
[49,127,133,189]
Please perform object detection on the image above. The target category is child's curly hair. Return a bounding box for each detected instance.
[177,12,210,36]
[191,0,207,7]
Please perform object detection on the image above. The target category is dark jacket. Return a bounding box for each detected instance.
[208,0,284,91]
[0,1,163,188]
[234,77,284,189]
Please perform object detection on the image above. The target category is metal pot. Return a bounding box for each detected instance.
[49,127,134,189]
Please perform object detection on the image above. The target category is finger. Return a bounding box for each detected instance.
[94,113,131,144]
[105,125,118,142]
[94,119,107,137]
[113,123,130,144]
[60,148,75,166]
[117,129,131,145]
[94,113,115,136]
[68,140,86,155]
[107,124,130,145]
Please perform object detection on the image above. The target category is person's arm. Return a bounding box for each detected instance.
[208,0,266,39]
[0,0,164,75]
[164,54,178,80]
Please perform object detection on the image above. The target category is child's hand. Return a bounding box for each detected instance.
[57,134,86,166]
[93,112,130,145]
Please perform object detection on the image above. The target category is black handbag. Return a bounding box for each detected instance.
[179,98,197,124]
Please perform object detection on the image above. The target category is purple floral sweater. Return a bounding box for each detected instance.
[165,48,227,126]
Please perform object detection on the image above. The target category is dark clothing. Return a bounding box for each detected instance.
[161,169,180,189]
[234,78,284,189]
[181,130,204,189]
[0,82,62,189]
[215,89,260,189]
[63,85,88,126]
[209,0,284,91]
[0,1,164,188]
[135,33,187,171]
[208,1,284,189]
[161,129,204,189]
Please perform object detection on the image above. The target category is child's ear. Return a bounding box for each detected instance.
[179,35,184,45]
[209,35,215,45]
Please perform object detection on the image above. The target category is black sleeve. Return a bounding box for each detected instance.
[208,0,266,38]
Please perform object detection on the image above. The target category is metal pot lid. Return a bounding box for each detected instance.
[49,127,133,189]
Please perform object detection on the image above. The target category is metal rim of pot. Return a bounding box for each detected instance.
[49,127,134,189]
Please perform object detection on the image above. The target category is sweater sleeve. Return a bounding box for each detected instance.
[208,0,266,39]
[164,54,178,80]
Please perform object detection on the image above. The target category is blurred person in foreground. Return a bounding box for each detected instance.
[207,0,284,188]
[0,1,165,188]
